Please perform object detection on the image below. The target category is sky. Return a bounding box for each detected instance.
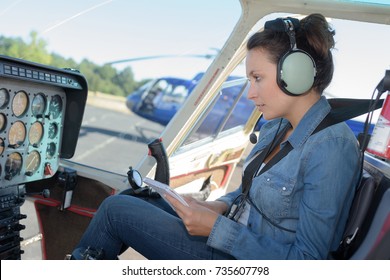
[0,0,241,80]
[0,0,389,104]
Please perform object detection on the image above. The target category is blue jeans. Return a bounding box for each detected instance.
[71,194,235,260]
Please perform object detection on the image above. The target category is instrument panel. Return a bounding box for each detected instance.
[0,78,66,187]
[0,55,88,188]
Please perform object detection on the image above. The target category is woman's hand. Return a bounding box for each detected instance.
[165,195,228,237]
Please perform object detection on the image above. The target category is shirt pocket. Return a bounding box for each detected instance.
[251,169,298,220]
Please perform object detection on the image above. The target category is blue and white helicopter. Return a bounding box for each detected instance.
[125,71,373,137]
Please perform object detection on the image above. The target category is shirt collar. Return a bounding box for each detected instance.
[286,96,331,149]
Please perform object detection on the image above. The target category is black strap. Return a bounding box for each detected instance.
[241,98,384,197]
[241,122,290,196]
[327,98,383,122]
[242,113,344,197]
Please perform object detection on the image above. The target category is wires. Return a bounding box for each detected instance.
[360,77,387,153]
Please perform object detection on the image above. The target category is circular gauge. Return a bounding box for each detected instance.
[29,121,44,146]
[25,150,41,175]
[31,93,47,117]
[12,90,29,117]
[49,95,63,119]
[0,113,6,131]
[0,88,10,109]
[5,152,22,179]
[0,138,4,155]
[46,142,57,159]
[48,122,58,139]
[8,121,26,148]
[128,168,143,190]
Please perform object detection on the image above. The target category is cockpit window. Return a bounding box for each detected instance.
[161,85,189,104]
[180,78,251,147]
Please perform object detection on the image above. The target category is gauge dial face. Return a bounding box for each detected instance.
[12,90,29,117]
[8,121,26,147]
[0,138,4,155]
[46,142,56,159]
[0,113,6,132]
[49,95,63,119]
[131,169,143,188]
[29,122,44,145]
[25,150,41,174]
[31,93,47,117]
[48,122,58,139]
[5,152,22,178]
[0,88,10,109]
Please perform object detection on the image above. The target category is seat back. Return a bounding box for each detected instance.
[351,176,390,259]
[331,171,377,259]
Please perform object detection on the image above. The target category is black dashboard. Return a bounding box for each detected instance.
[0,55,87,187]
[0,55,87,259]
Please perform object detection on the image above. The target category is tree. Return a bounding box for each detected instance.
[113,67,137,96]
[0,33,141,97]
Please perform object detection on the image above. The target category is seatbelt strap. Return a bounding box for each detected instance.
[241,98,384,197]
[242,112,352,196]
[241,122,290,196]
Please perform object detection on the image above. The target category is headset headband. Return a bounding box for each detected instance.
[264,17,300,50]
[264,17,300,32]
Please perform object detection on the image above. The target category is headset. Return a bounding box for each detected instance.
[265,17,317,96]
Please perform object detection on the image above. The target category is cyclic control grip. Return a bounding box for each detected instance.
[148,138,170,185]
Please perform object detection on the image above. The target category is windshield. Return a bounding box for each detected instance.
[1,1,389,175]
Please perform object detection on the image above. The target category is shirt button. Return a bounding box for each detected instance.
[266,178,270,182]
[282,187,287,191]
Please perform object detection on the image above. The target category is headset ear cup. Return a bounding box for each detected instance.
[277,50,316,96]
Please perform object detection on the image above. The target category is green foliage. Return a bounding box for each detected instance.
[0,32,144,97]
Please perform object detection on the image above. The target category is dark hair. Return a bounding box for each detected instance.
[247,14,335,94]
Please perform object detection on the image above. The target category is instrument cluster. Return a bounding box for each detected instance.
[0,78,66,187]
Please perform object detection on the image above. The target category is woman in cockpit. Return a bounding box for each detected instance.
[71,13,360,260]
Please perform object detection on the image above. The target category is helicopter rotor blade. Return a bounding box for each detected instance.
[105,54,216,65]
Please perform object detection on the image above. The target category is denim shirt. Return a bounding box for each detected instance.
[207,96,361,259]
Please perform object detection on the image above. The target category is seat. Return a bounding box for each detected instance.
[331,170,377,259]
[351,176,390,259]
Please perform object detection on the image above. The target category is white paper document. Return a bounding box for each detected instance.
[143,177,189,207]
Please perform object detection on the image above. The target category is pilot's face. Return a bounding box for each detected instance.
[246,48,292,121]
